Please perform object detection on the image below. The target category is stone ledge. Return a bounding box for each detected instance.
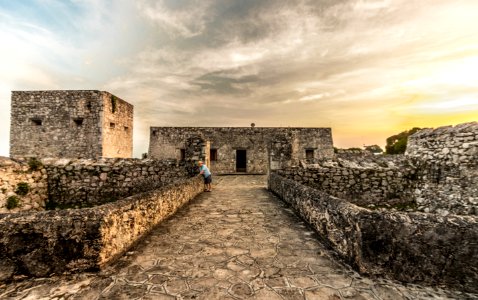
[268,172,478,293]
[0,176,203,281]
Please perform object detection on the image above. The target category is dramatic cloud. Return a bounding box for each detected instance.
[1,0,477,157]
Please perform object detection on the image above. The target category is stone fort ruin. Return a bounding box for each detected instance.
[148,127,334,174]
[10,90,133,159]
[1,90,477,294]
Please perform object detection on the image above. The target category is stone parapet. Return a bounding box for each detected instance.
[0,176,203,281]
[268,172,478,293]
[45,158,189,208]
[278,157,416,208]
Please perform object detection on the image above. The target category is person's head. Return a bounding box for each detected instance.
[198,161,203,166]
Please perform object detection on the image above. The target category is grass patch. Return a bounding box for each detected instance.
[15,182,30,196]
[6,196,20,209]
[28,157,43,171]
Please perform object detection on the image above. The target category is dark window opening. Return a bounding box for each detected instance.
[210,149,218,161]
[306,149,314,160]
[30,118,42,126]
[111,96,117,113]
[236,150,247,172]
[73,118,84,126]
[124,126,129,131]
[180,149,186,161]
[110,122,115,129]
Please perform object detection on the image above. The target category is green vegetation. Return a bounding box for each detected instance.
[28,157,43,171]
[15,182,30,196]
[364,144,383,154]
[385,128,421,154]
[6,196,20,209]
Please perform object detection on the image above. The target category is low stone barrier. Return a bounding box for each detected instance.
[268,172,478,293]
[0,176,203,281]
[276,158,416,208]
[45,158,188,208]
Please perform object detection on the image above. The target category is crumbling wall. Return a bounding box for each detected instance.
[149,127,334,174]
[45,158,188,209]
[407,122,478,215]
[0,157,48,213]
[268,172,478,293]
[0,176,203,281]
[276,158,417,209]
[407,122,477,166]
[10,90,103,159]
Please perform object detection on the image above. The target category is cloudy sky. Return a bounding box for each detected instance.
[1,0,477,157]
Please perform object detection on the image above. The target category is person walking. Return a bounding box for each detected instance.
[198,161,212,192]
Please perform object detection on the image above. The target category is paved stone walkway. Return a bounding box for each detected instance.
[0,176,475,299]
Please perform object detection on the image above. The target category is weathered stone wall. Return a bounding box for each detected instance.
[268,172,478,293]
[407,122,478,215]
[0,176,203,281]
[10,90,133,159]
[0,157,48,213]
[276,158,417,208]
[285,151,477,215]
[407,122,478,166]
[149,127,334,174]
[45,158,188,208]
[10,90,103,159]
[101,92,133,158]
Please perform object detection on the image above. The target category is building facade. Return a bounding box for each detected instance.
[148,127,334,174]
[10,90,133,159]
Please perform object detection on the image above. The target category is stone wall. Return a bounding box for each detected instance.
[10,90,133,159]
[149,127,334,174]
[0,176,203,281]
[0,157,47,213]
[45,158,188,208]
[101,92,133,158]
[407,122,478,215]
[407,122,478,166]
[10,90,104,159]
[276,157,417,209]
[268,173,478,293]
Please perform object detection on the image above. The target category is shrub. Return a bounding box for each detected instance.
[6,196,20,209]
[15,182,30,196]
[385,127,421,154]
[28,157,43,171]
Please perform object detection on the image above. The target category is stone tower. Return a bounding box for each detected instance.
[10,90,133,159]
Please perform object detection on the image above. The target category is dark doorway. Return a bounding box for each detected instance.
[236,150,247,172]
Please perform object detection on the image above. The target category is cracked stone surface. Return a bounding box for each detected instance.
[0,176,476,300]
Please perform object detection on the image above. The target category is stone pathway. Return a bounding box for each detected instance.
[0,176,475,300]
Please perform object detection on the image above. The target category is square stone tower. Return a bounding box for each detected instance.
[10,90,133,159]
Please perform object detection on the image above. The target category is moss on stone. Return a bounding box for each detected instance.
[28,157,43,171]
[15,182,30,196]
[6,196,20,209]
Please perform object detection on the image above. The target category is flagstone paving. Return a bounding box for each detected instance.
[1,175,475,299]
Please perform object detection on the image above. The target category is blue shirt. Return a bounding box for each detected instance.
[199,165,211,177]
